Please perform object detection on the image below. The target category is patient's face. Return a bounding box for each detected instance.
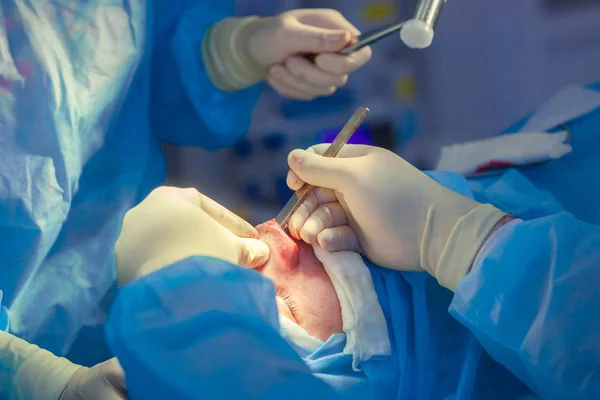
[255,219,343,342]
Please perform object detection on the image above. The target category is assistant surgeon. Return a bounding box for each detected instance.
[0,2,371,399]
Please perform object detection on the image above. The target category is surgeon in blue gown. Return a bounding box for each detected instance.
[0,2,373,398]
[105,83,600,400]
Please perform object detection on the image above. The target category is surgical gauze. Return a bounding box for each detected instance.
[436,131,572,176]
[313,245,391,371]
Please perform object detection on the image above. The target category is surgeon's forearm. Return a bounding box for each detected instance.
[0,331,80,400]
[451,214,600,398]
[202,17,269,92]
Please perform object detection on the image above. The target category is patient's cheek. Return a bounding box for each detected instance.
[255,220,343,342]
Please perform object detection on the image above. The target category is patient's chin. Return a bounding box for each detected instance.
[256,220,343,342]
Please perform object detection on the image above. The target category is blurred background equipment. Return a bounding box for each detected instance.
[164,0,600,225]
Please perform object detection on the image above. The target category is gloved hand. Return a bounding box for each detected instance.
[0,331,126,400]
[203,9,371,99]
[285,145,509,291]
[115,187,270,285]
[60,359,126,400]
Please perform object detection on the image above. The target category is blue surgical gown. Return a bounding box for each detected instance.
[106,84,600,399]
[0,0,260,366]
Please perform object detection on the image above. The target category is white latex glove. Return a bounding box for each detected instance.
[0,331,125,400]
[60,359,126,400]
[115,187,270,285]
[256,9,372,99]
[286,145,508,291]
[204,9,372,99]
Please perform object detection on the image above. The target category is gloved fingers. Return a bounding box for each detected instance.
[287,147,319,190]
[287,144,375,189]
[287,10,371,74]
[268,65,336,99]
[300,202,347,244]
[61,359,127,400]
[288,188,337,239]
[184,189,258,239]
[317,225,362,253]
[280,20,351,54]
[101,358,126,394]
[271,64,336,97]
[288,148,356,190]
[286,56,348,88]
[237,237,271,268]
[288,190,317,240]
[267,75,313,101]
[124,185,259,238]
[315,47,372,75]
[292,9,361,36]
[308,143,375,158]
[286,169,303,191]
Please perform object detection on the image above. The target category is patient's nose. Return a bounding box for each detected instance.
[256,219,300,271]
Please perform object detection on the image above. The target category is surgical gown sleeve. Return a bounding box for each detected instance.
[105,257,344,400]
[450,213,600,399]
[150,0,261,149]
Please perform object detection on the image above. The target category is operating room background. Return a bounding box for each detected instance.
[164,0,600,225]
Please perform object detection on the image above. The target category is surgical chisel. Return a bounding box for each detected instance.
[275,107,370,228]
